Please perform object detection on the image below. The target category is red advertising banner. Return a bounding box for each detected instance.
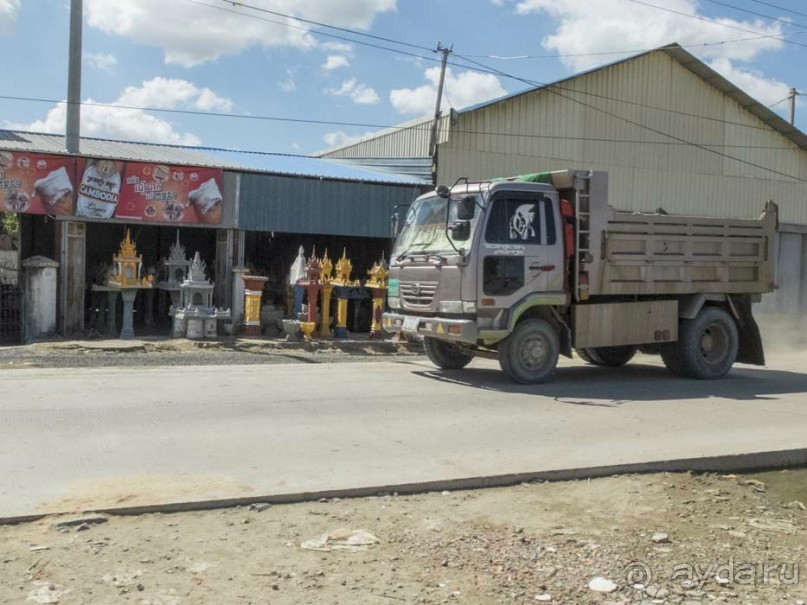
[0,151,76,216]
[75,159,224,225]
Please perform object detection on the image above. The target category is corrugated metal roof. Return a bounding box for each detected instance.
[0,130,427,185]
[326,157,433,182]
[458,43,807,152]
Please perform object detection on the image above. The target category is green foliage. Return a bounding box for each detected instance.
[1,211,20,241]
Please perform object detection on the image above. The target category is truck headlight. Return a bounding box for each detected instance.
[388,296,401,309]
[462,301,476,314]
[438,301,463,314]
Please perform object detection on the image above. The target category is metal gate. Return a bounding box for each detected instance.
[0,267,21,344]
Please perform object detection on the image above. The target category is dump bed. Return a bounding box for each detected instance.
[573,172,778,298]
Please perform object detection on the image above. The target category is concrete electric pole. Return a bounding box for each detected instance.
[428,43,452,179]
[788,87,804,126]
[66,0,82,154]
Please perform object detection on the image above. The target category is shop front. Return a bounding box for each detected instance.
[0,146,236,341]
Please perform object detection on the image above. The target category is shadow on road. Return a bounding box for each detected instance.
[412,362,807,404]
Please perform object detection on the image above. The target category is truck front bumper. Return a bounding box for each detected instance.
[383,312,478,345]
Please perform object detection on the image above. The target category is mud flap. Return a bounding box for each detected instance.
[732,296,765,366]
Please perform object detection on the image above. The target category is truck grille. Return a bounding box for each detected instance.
[400,280,438,307]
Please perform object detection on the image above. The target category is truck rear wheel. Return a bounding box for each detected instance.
[498,319,560,384]
[578,346,637,367]
[423,337,474,370]
[576,348,595,364]
[671,307,738,379]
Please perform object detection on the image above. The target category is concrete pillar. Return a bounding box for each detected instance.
[22,256,59,343]
[228,266,247,335]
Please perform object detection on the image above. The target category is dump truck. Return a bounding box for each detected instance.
[383,170,778,383]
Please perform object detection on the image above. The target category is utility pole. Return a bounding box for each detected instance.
[428,43,452,178]
[787,86,806,127]
[66,0,82,154]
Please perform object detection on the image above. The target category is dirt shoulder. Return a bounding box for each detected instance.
[0,337,421,369]
[2,471,805,605]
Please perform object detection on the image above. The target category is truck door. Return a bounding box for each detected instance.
[478,191,564,311]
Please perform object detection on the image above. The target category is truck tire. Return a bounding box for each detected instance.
[578,346,637,367]
[423,337,474,370]
[660,343,685,376]
[576,348,595,364]
[672,306,739,379]
[498,319,560,384]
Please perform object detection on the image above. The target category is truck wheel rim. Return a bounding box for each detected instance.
[520,335,547,369]
[700,324,728,365]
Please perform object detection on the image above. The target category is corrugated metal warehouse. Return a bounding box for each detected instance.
[319,44,807,316]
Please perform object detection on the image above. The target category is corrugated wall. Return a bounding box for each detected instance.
[318,115,450,159]
[236,173,423,237]
[438,51,807,225]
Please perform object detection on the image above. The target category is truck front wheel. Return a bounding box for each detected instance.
[423,337,474,370]
[671,306,738,379]
[498,319,560,384]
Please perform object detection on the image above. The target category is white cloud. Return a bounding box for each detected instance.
[279,69,296,93]
[85,0,396,67]
[0,0,20,29]
[511,0,784,72]
[83,52,118,72]
[117,77,233,112]
[10,78,233,145]
[708,58,792,108]
[325,78,380,104]
[390,67,506,115]
[323,55,350,70]
[322,42,355,54]
[506,0,794,118]
[322,130,376,148]
[12,103,203,146]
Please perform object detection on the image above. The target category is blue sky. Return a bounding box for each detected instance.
[0,0,805,155]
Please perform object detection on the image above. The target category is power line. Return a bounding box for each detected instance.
[700,0,807,30]
[211,0,433,52]
[186,0,798,134]
[184,0,438,64]
[1,95,799,150]
[626,0,807,49]
[768,95,793,108]
[746,0,807,20]
[460,34,793,60]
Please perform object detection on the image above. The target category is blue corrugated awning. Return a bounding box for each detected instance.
[0,130,428,186]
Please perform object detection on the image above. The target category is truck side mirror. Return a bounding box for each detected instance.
[448,220,471,241]
[456,196,475,221]
[390,211,399,237]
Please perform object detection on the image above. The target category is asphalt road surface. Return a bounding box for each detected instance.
[2,352,807,519]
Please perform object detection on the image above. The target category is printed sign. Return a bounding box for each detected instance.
[0,151,76,216]
[75,160,224,224]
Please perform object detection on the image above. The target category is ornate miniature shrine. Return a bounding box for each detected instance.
[170,252,231,339]
[100,230,153,340]
[108,230,152,289]
[366,254,389,339]
[158,234,191,302]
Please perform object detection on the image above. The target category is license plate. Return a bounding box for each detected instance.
[402,316,420,333]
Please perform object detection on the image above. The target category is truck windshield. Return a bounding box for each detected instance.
[393,194,480,258]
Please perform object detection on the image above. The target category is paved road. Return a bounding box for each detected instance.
[2,352,807,518]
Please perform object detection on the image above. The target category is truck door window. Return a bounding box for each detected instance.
[485,196,556,245]
[483,256,524,296]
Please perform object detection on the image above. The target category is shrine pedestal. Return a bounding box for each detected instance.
[242,275,268,337]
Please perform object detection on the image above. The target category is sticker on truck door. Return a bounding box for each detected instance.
[509,204,537,240]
